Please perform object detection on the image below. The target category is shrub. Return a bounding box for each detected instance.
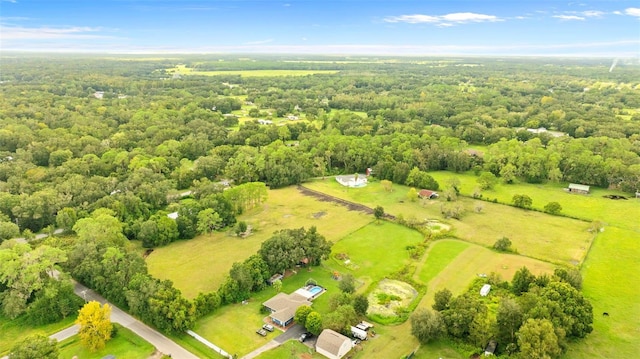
[493,237,512,251]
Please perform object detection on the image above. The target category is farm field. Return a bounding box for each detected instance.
[416,239,556,309]
[167,65,339,77]
[329,221,425,290]
[58,324,155,359]
[0,315,76,355]
[147,186,372,298]
[427,171,640,232]
[563,227,640,359]
[304,180,594,265]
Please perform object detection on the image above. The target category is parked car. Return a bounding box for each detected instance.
[256,329,267,337]
[299,332,313,342]
[262,324,275,332]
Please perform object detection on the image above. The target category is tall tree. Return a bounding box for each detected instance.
[411,309,445,344]
[77,301,113,352]
[517,318,562,359]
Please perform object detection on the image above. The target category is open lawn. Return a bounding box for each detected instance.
[256,340,322,359]
[563,227,640,359]
[416,239,556,309]
[0,315,76,355]
[427,171,640,232]
[350,321,418,359]
[330,222,425,291]
[58,324,155,359]
[147,186,372,298]
[304,179,594,265]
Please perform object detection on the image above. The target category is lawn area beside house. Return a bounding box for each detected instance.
[256,340,323,359]
[0,315,77,355]
[563,227,640,359]
[304,179,594,265]
[147,186,372,298]
[329,221,425,291]
[194,267,341,357]
[57,324,155,359]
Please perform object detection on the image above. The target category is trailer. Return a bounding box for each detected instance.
[351,326,368,340]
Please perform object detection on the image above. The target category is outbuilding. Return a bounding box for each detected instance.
[567,183,590,194]
[480,284,491,297]
[316,329,353,359]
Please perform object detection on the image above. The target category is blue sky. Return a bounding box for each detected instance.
[1,0,639,56]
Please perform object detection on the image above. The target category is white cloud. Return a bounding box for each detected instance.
[553,15,585,20]
[581,10,604,17]
[384,12,500,25]
[0,25,112,40]
[625,8,640,17]
[613,11,622,15]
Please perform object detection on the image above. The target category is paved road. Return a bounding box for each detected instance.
[74,282,199,359]
[50,324,79,342]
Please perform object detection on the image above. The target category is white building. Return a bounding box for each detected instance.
[316,329,353,359]
[480,284,491,297]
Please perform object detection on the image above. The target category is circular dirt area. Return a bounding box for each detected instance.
[367,279,418,318]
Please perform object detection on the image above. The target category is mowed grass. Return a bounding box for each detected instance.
[304,179,593,265]
[58,324,155,359]
[147,186,372,298]
[428,171,640,232]
[563,227,640,359]
[416,239,556,309]
[256,340,322,359]
[0,315,76,355]
[330,222,425,290]
[195,267,340,356]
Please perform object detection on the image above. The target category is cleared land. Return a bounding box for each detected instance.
[167,65,338,77]
[416,239,556,309]
[0,315,76,355]
[330,221,424,290]
[304,180,594,265]
[563,227,640,359]
[427,171,640,232]
[58,324,155,359]
[147,186,372,298]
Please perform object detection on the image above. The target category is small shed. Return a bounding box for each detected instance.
[480,284,491,297]
[316,329,353,359]
[418,189,439,199]
[484,340,497,356]
[567,183,590,194]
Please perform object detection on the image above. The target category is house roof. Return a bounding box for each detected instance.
[484,340,497,354]
[418,189,437,197]
[263,292,309,323]
[569,183,590,191]
[316,329,351,356]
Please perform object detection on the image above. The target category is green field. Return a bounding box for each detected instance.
[427,171,640,232]
[167,65,339,77]
[147,186,372,298]
[0,315,77,355]
[304,179,594,265]
[563,227,640,359]
[58,324,155,359]
[416,239,556,309]
[330,222,424,290]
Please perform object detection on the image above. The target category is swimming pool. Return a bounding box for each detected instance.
[307,286,323,295]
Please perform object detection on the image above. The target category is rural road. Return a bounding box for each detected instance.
[73,281,199,359]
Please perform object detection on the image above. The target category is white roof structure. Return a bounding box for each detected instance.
[480,284,491,297]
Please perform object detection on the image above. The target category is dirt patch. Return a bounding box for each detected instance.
[312,211,327,219]
[297,185,395,219]
[603,194,627,200]
[147,350,165,359]
[367,279,418,318]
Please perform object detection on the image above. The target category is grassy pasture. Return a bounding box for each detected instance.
[427,171,640,232]
[0,315,76,355]
[147,186,372,298]
[167,65,338,77]
[58,324,155,359]
[563,227,640,359]
[329,222,424,290]
[416,239,556,309]
[304,180,593,265]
